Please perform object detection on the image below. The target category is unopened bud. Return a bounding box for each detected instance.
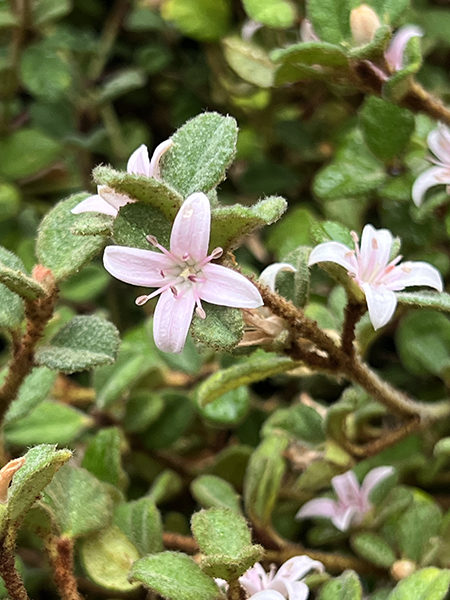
[0,457,26,503]
[390,559,416,581]
[32,265,56,294]
[350,5,381,46]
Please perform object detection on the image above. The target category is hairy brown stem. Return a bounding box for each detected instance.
[227,580,246,600]
[0,530,30,600]
[342,417,422,458]
[163,531,199,553]
[46,536,83,600]
[341,301,366,357]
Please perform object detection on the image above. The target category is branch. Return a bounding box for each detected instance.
[0,529,29,600]
[45,536,83,600]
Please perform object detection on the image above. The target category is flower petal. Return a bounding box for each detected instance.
[153,289,195,353]
[127,144,151,176]
[200,264,263,308]
[427,124,450,165]
[71,194,118,216]
[360,466,395,505]
[250,592,286,600]
[300,18,320,42]
[296,498,338,521]
[331,471,360,506]
[362,283,397,330]
[359,224,393,275]
[387,261,443,292]
[282,581,310,600]
[385,25,423,71]
[411,166,450,206]
[259,263,297,292]
[98,185,133,211]
[240,563,265,595]
[170,192,211,262]
[308,241,355,272]
[103,246,175,287]
[275,556,324,582]
[149,139,174,179]
[331,506,357,532]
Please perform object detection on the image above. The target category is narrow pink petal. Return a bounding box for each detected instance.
[308,241,355,272]
[250,592,286,600]
[359,224,393,274]
[331,506,357,532]
[71,194,118,216]
[200,264,263,308]
[386,261,443,292]
[427,124,450,165]
[296,498,338,521]
[282,581,310,600]
[259,263,297,292]
[153,289,195,353]
[362,283,397,330]
[360,466,395,505]
[275,556,324,581]
[331,471,360,505]
[98,185,132,211]
[127,144,151,176]
[149,139,174,179]
[385,25,423,71]
[170,192,211,262]
[412,166,450,206]
[300,18,320,42]
[103,245,175,287]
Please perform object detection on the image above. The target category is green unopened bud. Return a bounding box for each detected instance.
[350,4,381,46]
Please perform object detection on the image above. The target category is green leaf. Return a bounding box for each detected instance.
[190,475,242,514]
[0,128,61,180]
[262,404,325,444]
[396,291,450,314]
[388,568,450,600]
[148,469,183,505]
[272,42,350,67]
[199,386,250,427]
[6,445,72,526]
[210,196,287,252]
[396,501,442,562]
[191,303,244,351]
[113,202,171,249]
[274,62,332,85]
[130,551,221,600]
[36,315,120,373]
[36,195,109,281]
[307,0,351,44]
[196,352,298,407]
[82,428,127,490]
[20,42,72,101]
[42,465,113,539]
[318,570,363,600]
[32,0,72,26]
[359,97,415,161]
[123,392,165,433]
[143,392,195,450]
[266,206,316,259]
[97,68,147,104]
[161,112,238,198]
[0,182,20,222]
[396,310,450,377]
[81,525,140,592]
[5,367,57,425]
[161,0,231,42]
[114,497,163,556]
[70,213,114,237]
[4,400,91,446]
[223,36,274,87]
[350,532,397,568]
[191,508,263,579]
[243,434,288,527]
[242,0,295,27]
[0,261,45,300]
[270,246,311,308]
[0,247,25,329]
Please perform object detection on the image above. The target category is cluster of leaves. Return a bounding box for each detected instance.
[2,0,450,599]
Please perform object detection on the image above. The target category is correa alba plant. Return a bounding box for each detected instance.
[3,0,450,599]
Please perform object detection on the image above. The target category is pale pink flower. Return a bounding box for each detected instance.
[384,25,423,72]
[412,122,450,206]
[308,224,443,330]
[103,192,263,353]
[239,556,324,600]
[296,467,394,532]
[71,139,173,217]
[259,262,297,291]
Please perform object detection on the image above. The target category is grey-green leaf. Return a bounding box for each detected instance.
[0,247,25,329]
[114,497,163,556]
[318,570,363,600]
[388,568,450,600]
[190,475,242,514]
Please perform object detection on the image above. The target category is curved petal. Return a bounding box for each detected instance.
[300,18,320,42]
[359,224,393,275]
[411,166,450,206]
[308,241,355,272]
[240,563,266,595]
[250,592,286,600]
[387,261,443,292]
[103,246,175,287]
[331,471,360,506]
[71,194,118,216]
[331,506,357,532]
[98,185,132,211]
[153,289,195,353]
[385,25,423,71]
[282,581,310,600]
[127,144,150,176]
[362,283,397,330]
[170,192,211,262]
[149,139,174,179]
[427,124,450,165]
[200,264,263,308]
[360,466,395,505]
[275,556,324,582]
[259,263,297,292]
[296,498,338,521]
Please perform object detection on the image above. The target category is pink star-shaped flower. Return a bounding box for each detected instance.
[296,467,394,532]
[71,139,173,217]
[103,192,263,353]
[308,224,443,330]
[412,122,450,206]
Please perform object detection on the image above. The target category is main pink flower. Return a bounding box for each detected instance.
[412,122,450,206]
[103,192,263,353]
[71,139,173,217]
[296,467,394,532]
[308,224,443,330]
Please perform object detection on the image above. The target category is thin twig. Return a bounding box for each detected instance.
[45,536,83,600]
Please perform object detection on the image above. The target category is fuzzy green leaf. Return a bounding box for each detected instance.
[350,532,397,568]
[114,497,163,556]
[5,367,57,425]
[190,475,242,514]
[20,42,72,101]
[272,42,349,67]
[0,247,25,329]
[97,68,147,104]
[70,213,114,237]
[36,315,120,373]
[143,392,195,450]
[396,501,442,562]
[148,469,184,505]
[388,568,450,600]
[223,36,275,87]
[191,304,244,351]
[318,570,363,600]
[36,194,108,281]
[0,255,45,300]
[307,0,351,44]
[113,202,171,249]
[396,291,450,314]
[262,403,325,444]
[199,386,250,427]
[242,0,296,27]
[82,428,127,490]
[0,128,61,180]
[123,392,165,433]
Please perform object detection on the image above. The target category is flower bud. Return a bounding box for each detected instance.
[390,559,416,581]
[350,4,381,46]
